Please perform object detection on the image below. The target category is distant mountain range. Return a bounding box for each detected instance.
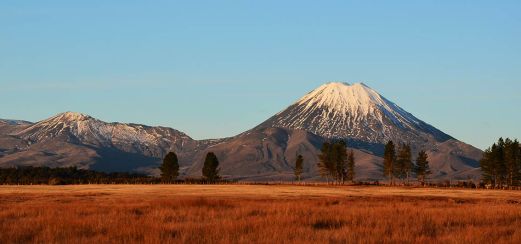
[0,82,482,181]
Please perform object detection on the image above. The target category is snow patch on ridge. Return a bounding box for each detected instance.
[14,111,195,157]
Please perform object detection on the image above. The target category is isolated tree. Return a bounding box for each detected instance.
[160,152,179,182]
[294,155,304,182]
[396,143,413,184]
[415,150,431,186]
[346,149,355,183]
[383,141,396,185]
[202,152,220,182]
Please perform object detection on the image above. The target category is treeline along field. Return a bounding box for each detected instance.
[0,167,236,185]
[0,167,156,185]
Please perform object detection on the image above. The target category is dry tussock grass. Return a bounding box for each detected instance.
[0,185,520,243]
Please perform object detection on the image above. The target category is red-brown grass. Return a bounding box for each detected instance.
[0,185,520,243]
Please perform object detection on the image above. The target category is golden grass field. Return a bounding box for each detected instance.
[1,185,521,243]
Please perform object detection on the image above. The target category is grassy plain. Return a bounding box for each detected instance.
[1,185,521,243]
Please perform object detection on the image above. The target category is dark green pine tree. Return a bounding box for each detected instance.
[160,152,179,182]
[396,143,413,184]
[294,155,304,182]
[333,141,347,184]
[495,138,507,187]
[513,140,521,186]
[481,143,499,187]
[383,141,396,185]
[202,152,220,182]
[513,139,521,186]
[329,143,339,182]
[504,138,520,187]
[318,142,333,183]
[415,150,431,186]
[346,149,355,183]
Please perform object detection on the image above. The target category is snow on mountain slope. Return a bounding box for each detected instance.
[14,112,196,158]
[1,112,221,173]
[256,82,453,147]
[1,112,236,173]
[296,82,420,128]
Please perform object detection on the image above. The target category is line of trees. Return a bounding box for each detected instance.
[317,141,356,184]
[480,137,521,188]
[0,166,155,185]
[383,140,431,185]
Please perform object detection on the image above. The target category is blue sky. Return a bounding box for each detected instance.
[1,1,520,149]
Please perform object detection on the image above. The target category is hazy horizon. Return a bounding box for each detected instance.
[1,1,520,149]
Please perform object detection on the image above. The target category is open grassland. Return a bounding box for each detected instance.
[1,185,521,243]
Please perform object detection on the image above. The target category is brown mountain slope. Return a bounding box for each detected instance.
[184,127,385,181]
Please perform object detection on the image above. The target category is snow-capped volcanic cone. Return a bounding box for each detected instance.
[252,82,482,180]
[256,82,452,148]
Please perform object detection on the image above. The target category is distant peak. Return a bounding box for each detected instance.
[353,82,369,87]
[0,119,33,126]
[61,111,84,115]
[322,81,371,89]
[52,111,92,121]
[324,81,350,86]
